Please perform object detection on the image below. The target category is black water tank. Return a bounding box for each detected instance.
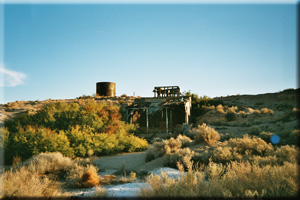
[96,82,116,97]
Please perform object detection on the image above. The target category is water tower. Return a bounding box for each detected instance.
[96,82,116,97]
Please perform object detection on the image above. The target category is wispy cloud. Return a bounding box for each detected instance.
[0,64,27,87]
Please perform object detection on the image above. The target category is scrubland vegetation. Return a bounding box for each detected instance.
[142,125,299,198]
[141,160,298,198]
[3,100,148,165]
[0,152,101,197]
[1,89,299,198]
[1,100,147,198]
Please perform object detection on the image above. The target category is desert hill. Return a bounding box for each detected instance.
[1,88,298,143]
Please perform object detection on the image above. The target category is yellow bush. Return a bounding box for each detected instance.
[261,108,274,114]
[227,106,238,114]
[0,166,69,198]
[145,135,192,162]
[76,166,100,188]
[190,123,220,145]
[216,104,226,114]
[227,135,274,156]
[163,148,195,169]
[140,161,298,198]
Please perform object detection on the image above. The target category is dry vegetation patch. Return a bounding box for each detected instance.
[0,152,103,198]
[189,123,220,145]
[140,160,298,198]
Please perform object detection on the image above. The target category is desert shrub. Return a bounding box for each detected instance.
[5,127,74,162]
[253,109,261,115]
[258,131,273,143]
[5,101,133,135]
[163,137,182,154]
[145,148,156,162]
[275,145,298,165]
[76,166,100,188]
[140,160,298,198]
[225,112,236,121]
[163,148,195,169]
[276,103,294,111]
[145,141,167,162]
[249,125,261,136]
[238,110,247,118]
[216,104,226,114]
[260,108,273,114]
[192,149,212,165]
[220,132,234,141]
[279,129,300,145]
[0,166,69,198]
[190,123,220,145]
[202,105,215,110]
[176,134,192,147]
[0,152,103,197]
[118,133,148,152]
[211,146,240,164]
[277,111,298,123]
[227,106,238,113]
[145,135,192,162]
[222,161,298,197]
[193,135,298,167]
[4,101,147,164]
[227,135,274,156]
[193,135,274,165]
[3,101,25,112]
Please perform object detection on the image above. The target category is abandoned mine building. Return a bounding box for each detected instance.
[96,82,191,135]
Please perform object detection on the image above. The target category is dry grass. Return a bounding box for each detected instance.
[145,134,193,162]
[0,165,69,198]
[190,123,220,145]
[76,166,100,188]
[261,107,274,114]
[93,186,108,197]
[1,152,101,198]
[140,160,298,198]
[163,148,195,169]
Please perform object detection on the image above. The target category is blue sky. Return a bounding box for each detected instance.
[1,1,298,103]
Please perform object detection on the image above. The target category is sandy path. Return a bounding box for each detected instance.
[93,152,147,171]
[93,151,164,173]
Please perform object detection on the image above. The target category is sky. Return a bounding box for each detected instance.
[0,0,298,103]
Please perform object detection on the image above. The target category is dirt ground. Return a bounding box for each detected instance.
[93,151,164,175]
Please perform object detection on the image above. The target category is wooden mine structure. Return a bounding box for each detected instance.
[153,86,180,97]
[96,83,191,135]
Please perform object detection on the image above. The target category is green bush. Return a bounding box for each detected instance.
[225,112,236,121]
[4,101,147,164]
[249,125,261,136]
[279,129,299,145]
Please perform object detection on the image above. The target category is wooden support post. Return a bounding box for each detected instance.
[166,107,168,136]
[185,112,189,124]
[170,109,172,133]
[146,107,149,134]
